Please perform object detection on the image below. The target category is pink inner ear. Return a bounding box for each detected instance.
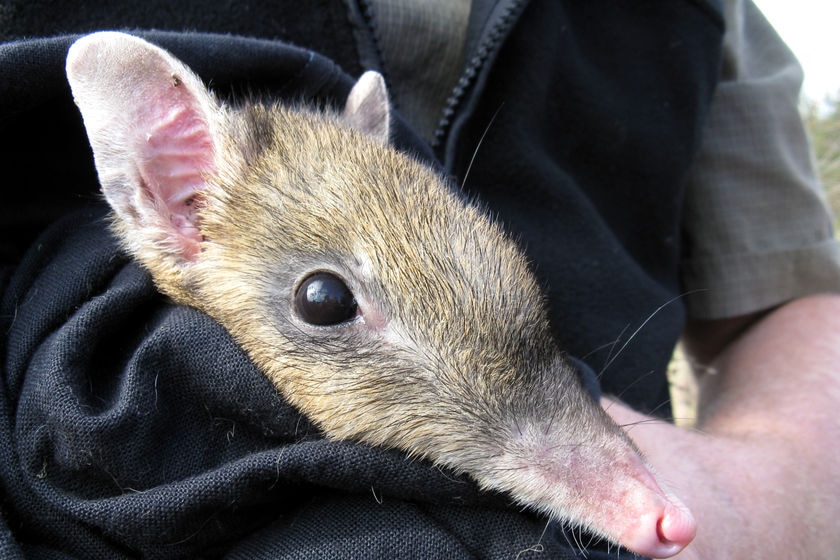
[136,85,216,260]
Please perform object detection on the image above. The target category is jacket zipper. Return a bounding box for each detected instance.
[431,0,528,151]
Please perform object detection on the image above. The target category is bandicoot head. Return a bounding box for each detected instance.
[66,31,695,557]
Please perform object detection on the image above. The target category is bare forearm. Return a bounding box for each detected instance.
[604,294,840,559]
[695,294,840,438]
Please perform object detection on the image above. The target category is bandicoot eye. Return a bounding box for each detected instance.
[294,272,358,326]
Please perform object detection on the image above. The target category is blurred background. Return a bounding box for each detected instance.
[754,0,840,227]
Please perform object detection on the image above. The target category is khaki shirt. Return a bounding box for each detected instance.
[683,0,840,319]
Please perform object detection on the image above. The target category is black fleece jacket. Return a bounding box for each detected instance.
[0,1,723,558]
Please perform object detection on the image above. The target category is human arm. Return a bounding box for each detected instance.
[604,293,840,559]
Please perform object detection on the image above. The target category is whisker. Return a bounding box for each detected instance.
[597,324,631,378]
[461,103,505,189]
[596,290,707,379]
[612,368,656,401]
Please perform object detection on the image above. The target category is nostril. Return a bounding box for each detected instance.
[657,502,697,551]
[621,499,697,558]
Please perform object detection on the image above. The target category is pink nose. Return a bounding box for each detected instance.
[614,477,696,558]
[630,500,697,558]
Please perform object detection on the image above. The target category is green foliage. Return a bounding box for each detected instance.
[802,94,840,229]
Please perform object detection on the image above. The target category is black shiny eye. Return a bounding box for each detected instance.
[294,272,358,326]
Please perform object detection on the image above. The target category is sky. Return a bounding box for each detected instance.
[753,0,840,104]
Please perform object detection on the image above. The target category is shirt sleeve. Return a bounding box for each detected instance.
[681,0,840,320]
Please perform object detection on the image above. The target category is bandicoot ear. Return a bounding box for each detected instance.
[66,31,221,264]
[343,71,390,143]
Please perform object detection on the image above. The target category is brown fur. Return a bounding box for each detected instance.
[66,32,694,557]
